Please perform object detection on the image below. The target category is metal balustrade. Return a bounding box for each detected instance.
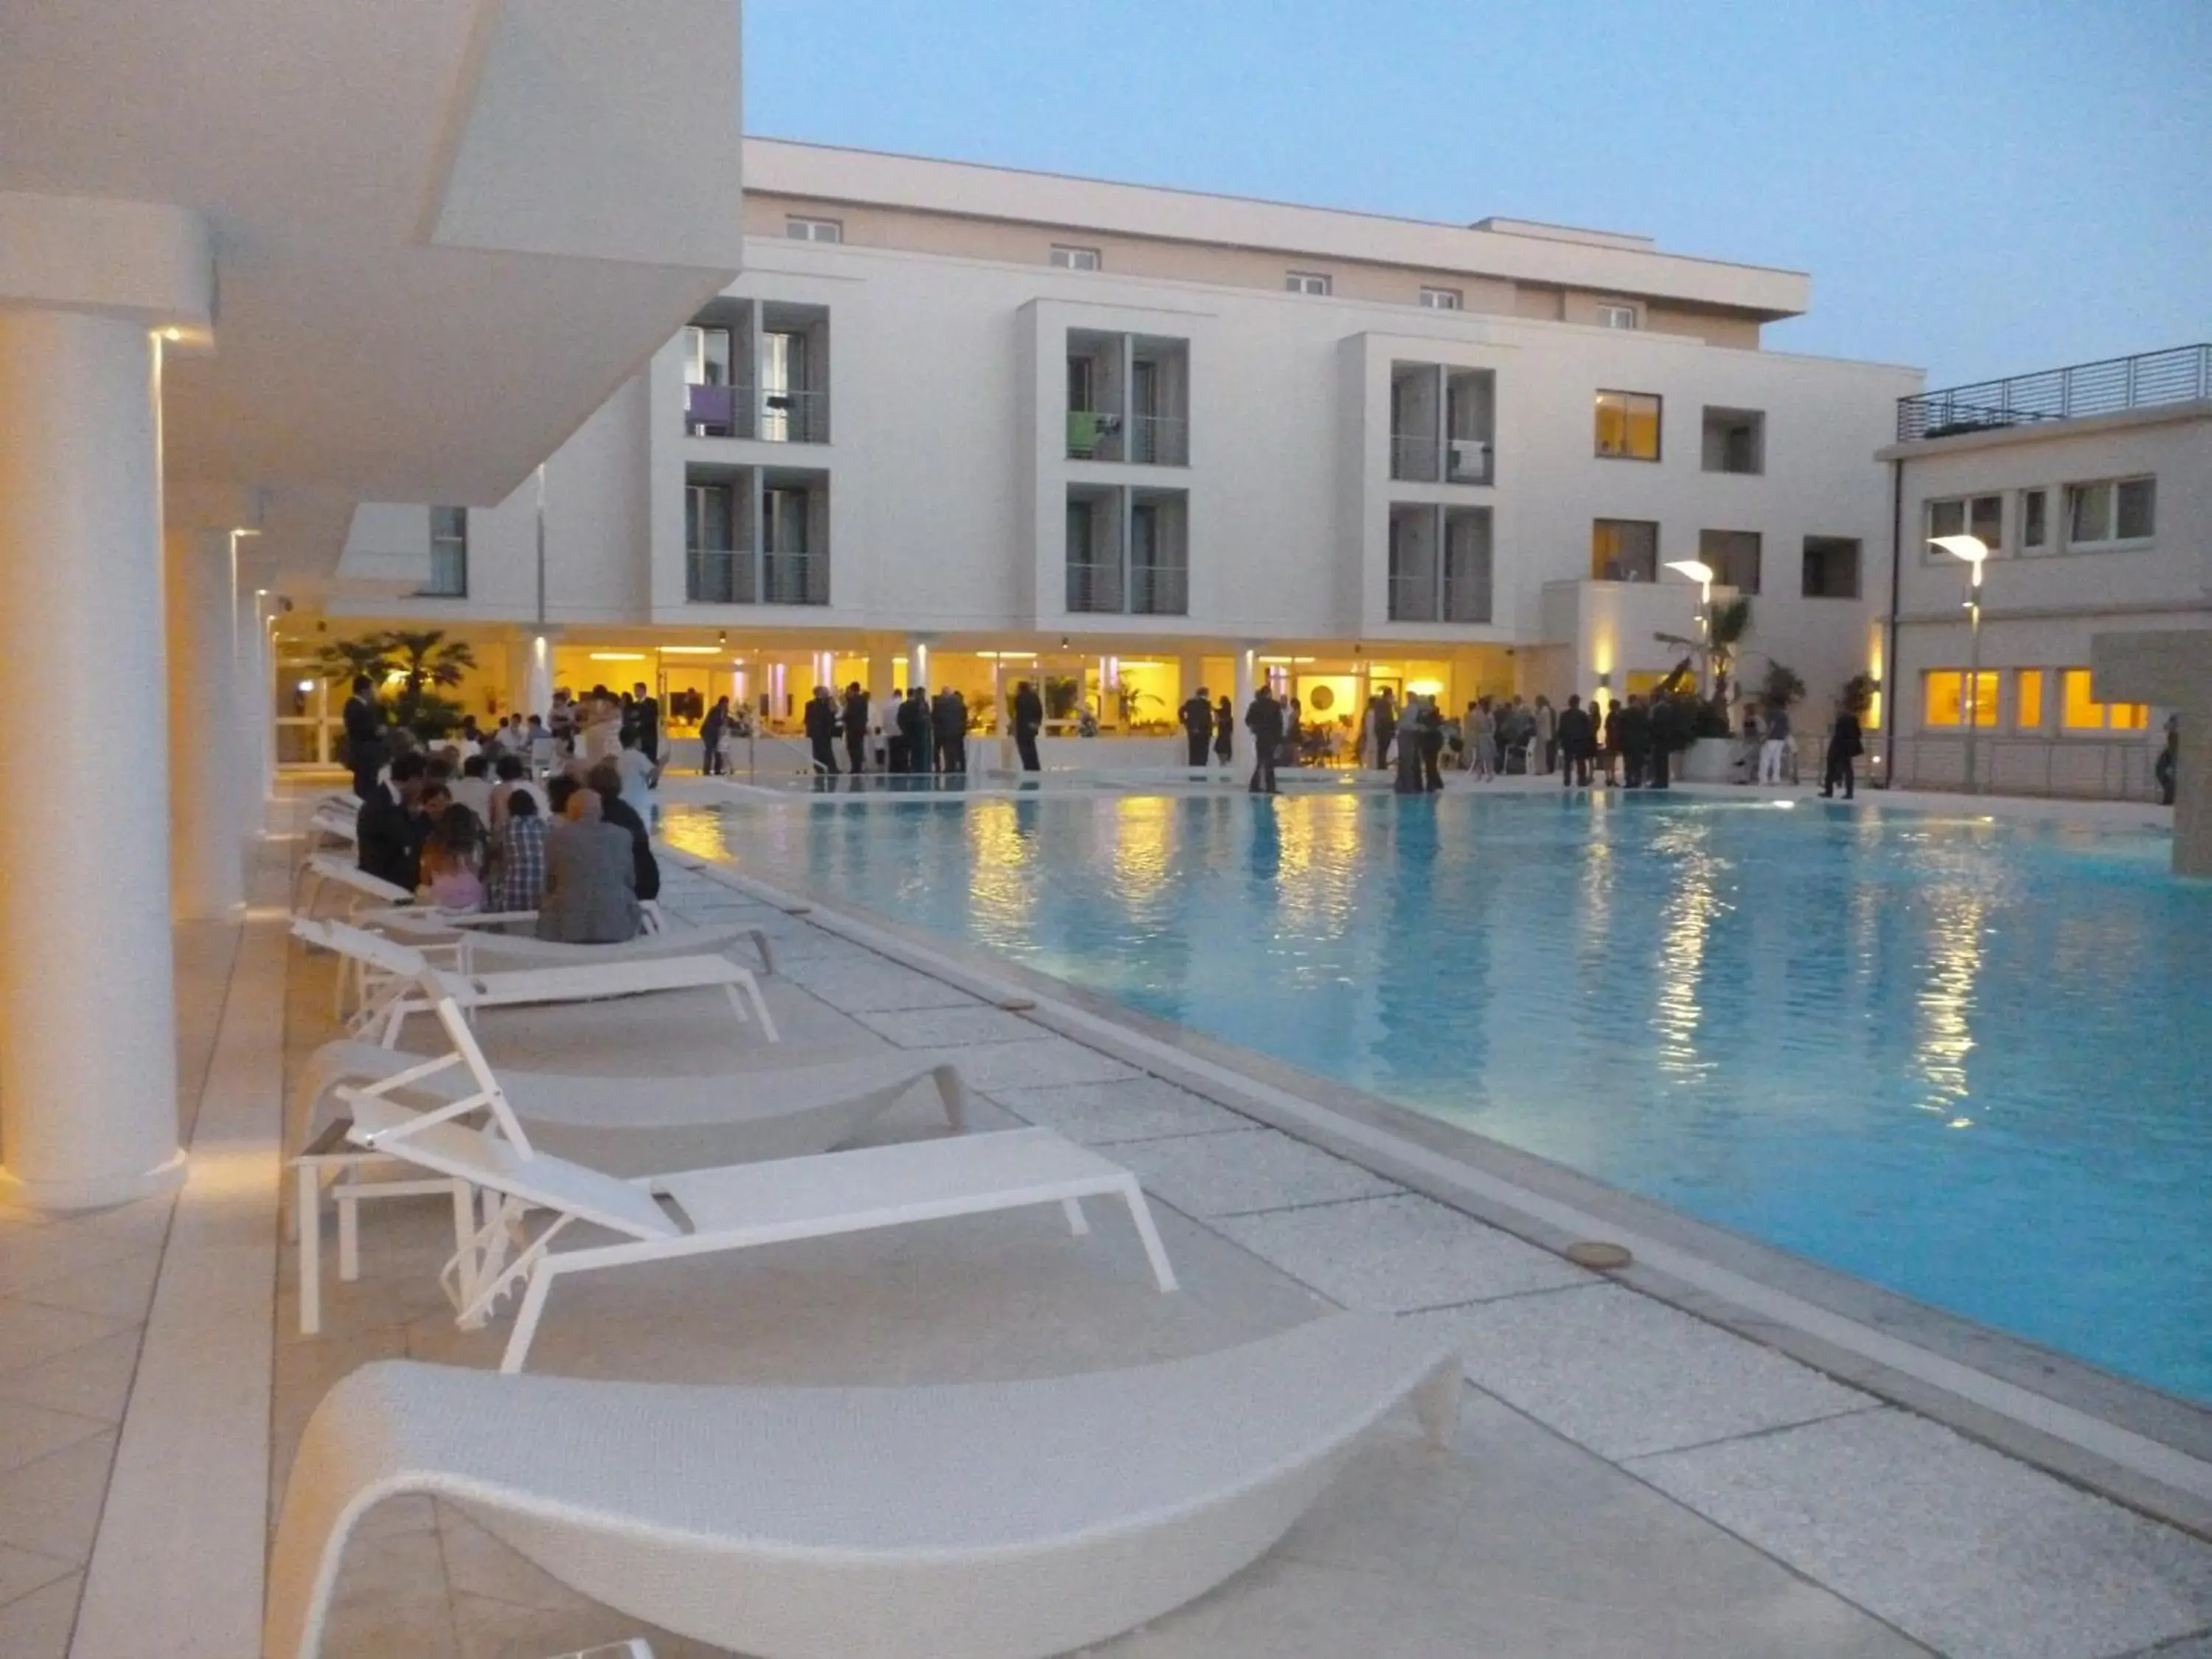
[1897,344,2211,442]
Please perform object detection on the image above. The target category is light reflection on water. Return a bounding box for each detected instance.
[667,792,2212,1403]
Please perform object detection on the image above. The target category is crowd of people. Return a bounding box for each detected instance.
[344,675,664,942]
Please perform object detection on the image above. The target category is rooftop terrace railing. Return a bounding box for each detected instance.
[1896,344,2211,442]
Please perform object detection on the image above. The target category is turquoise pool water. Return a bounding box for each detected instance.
[670,791,2212,1402]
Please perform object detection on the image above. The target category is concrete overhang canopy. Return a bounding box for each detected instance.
[0,0,743,570]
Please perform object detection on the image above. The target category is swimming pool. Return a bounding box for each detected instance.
[669,790,2212,1403]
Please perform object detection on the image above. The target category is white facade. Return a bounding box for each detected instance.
[1880,357,2211,798]
[330,140,1920,741]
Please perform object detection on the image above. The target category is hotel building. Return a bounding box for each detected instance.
[285,139,1921,765]
[1882,344,2210,797]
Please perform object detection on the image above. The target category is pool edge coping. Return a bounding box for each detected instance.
[664,842,2212,1543]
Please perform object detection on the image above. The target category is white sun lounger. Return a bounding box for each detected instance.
[285,997,971,1334]
[372,908,778,978]
[264,1314,1461,1659]
[293,917,779,1047]
[293,852,402,921]
[340,1088,1178,1374]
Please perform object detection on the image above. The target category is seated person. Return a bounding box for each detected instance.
[495,788,549,912]
[418,804,487,911]
[535,783,641,943]
[450,754,494,823]
[356,752,427,891]
[588,759,661,902]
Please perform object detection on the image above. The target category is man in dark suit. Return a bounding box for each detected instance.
[341,675,386,799]
[803,686,841,776]
[1244,686,1284,794]
[631,682,661,763]
[1822,709,1865,799]
[1012,681,1045,772]
[841,682,869,775]
[355,752,425,888]
[932,687,966,773]
[1179,688,1212,768]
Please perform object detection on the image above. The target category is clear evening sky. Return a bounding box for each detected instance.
[742,0,2210,389]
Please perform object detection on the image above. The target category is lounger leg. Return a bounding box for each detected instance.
[747,927,777,976]
[337,1189,360,1282]
[1120,1182,1180,1293]
[298,1164,321,1336]
[500,1265,558,1374]
[448,1181,477,1308]
[934,1065,968,1133]
[1061,1197,1090,1236]
[1415,1360,1463,1450]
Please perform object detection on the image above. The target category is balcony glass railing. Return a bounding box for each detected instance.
[1444,437,1494,485]
[686,546,752,604]
[1130,563,1188,616]
[1065,560,1124,613]
[1441,574,1492,624]
[761,551,829,605]
[684,382,755,439]
[1390,434,1440,482]
[1066,409,1124,462]
[1128,414,1189,467]
[1388,577,1439,623]
[760,387,830,444]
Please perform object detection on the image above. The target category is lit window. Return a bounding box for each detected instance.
[785,216,843,243]
[2059,668,2149,731]
[2016,669,2044,730]
[2065,476,2154,548]
[1051,244,1102,271]
[2020,489,2047,552]
[1924,670,1997,728]
[1596,302,1639,330]
[1419,286,1463,310]
[1594,390,1662,461]
[1285,271,1332,296]
[1924,494,2002,558]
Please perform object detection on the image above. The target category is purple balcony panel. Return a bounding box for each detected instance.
[687,383,736,431]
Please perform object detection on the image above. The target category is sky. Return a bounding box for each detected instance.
[741,0,2211,388]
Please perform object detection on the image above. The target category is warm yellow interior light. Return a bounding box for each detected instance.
[589,651,647,662]
[657,645,721,655]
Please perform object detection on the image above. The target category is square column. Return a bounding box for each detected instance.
[0,309,185,1207]
[167,527,245,918]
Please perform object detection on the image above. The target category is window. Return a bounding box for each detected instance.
[2065,477,2155,549]
[1700,407,1764,474]
[2016,669,2044,730]
[1594,391,1661,460]
[1050,244,1102,271]
[1801,536,1861,599]
[1924,670,1997,728]
[1285,271,1332,296]
[1699,528,1761,594]
[420,507,467,597]
[2020,489,2047,552]
[785,216,842,243]
[1596,302,1639,330]
[1925,493,2002,557]
[2060,669,2149,731]
[1590,518,1659,582]
[1419,286,1463,310]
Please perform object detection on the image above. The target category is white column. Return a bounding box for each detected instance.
[237,585,273,808]
[524,632,554,721]
[1234,644,1259,750]
[167,528,244,918]
[0,309,184,1208]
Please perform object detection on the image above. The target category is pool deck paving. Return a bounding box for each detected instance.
[0,776,2204,1658]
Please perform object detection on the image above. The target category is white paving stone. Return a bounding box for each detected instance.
[908,1038,1140,1091]
[1216,1194,1591,1312]
[776,959,979,1013]
[990,1077,1255,1144]
[1110,1128,1399,1218]
[1628,1408,2212,1659]
[1404,1283,1874,1459]
[853,1005,1048,1048]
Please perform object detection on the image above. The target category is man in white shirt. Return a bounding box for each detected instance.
[614,728,658,826]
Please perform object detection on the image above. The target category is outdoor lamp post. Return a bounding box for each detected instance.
[1665,558,1716,696]
[1930,535,1990,793]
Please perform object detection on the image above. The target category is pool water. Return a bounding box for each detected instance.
[668,791,2212,1402]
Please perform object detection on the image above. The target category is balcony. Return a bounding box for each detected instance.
[685,382,755,439]
[1896,342,2211,442]
[1387,504,1492,624]
[1390,362,1495,484]
[1063,483,1187,617]
[1066,560,1124,613]
[1065,328,1189,466]
[1130,560,1187,616]
[760,386,829,445]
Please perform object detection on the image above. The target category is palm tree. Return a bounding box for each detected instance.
[1653,595,1753,705]
[384,628,477,735]
[314,633,398,692]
